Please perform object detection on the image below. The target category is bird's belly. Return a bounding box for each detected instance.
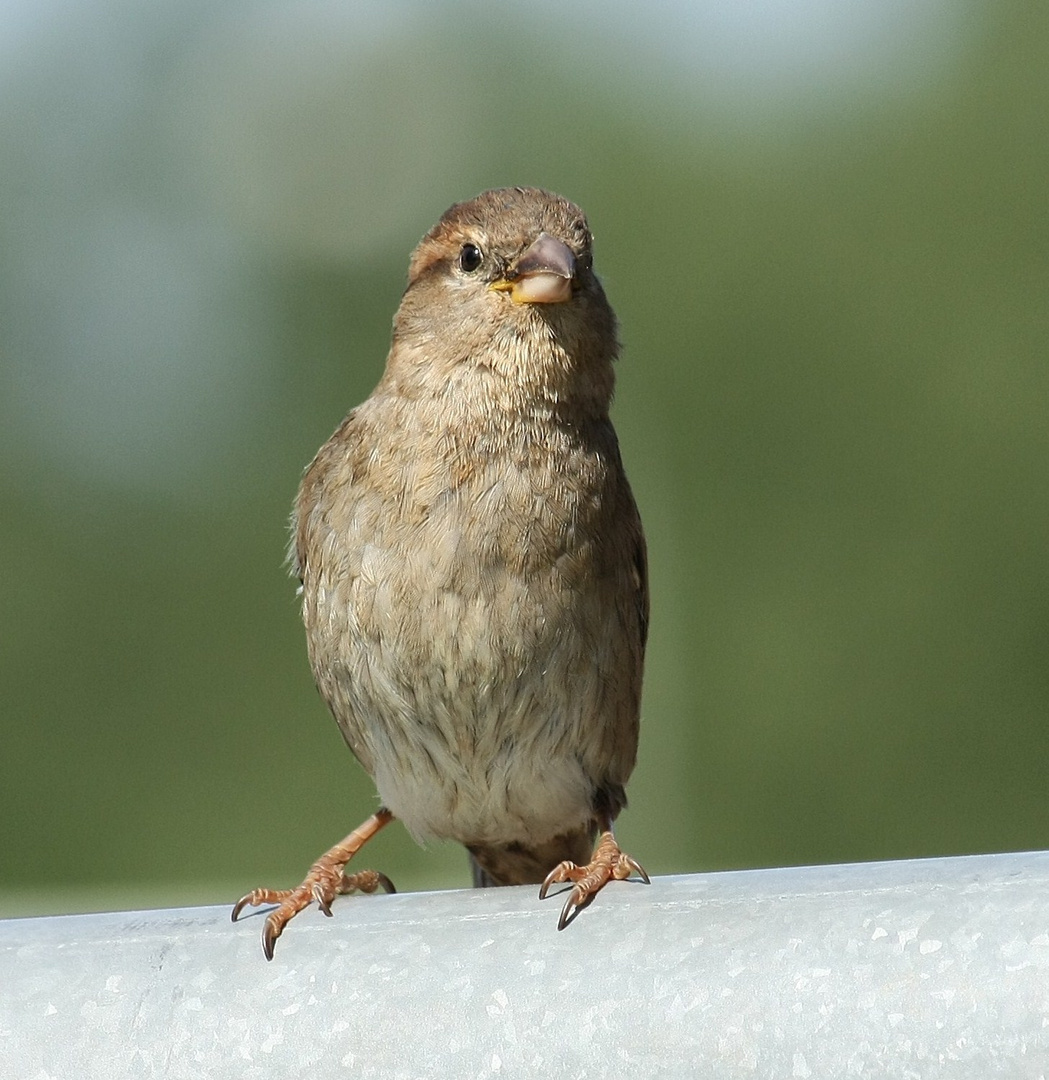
[370,701,596,848]
[376,585,609,845]
[313,559,620,846]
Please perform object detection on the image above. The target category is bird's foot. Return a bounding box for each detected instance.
[231,807,395,960]
[539,827,649,930]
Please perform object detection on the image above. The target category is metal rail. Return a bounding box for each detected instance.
[3,850,1047,1078]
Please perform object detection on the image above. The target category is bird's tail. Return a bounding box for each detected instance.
[467,826,594,888]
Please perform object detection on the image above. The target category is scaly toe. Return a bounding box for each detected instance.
[341,869,396,896]
[231,887,293,923]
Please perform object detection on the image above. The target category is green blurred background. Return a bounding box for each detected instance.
[3,0,1047,917]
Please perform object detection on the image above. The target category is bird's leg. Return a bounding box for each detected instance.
[539,813,649,930]
[231,806,396,959]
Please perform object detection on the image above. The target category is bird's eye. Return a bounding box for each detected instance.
[458,243,483,273]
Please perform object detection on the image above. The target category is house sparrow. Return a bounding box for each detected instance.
[233,187,648,959]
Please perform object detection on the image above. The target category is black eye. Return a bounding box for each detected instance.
[458,243,483,273]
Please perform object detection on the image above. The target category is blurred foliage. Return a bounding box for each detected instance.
[3,1,1049,916]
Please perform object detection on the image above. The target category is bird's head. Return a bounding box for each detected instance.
[388,187,618,414]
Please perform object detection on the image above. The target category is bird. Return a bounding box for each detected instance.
[232,186,649,959]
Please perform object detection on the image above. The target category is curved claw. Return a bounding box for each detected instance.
[539,861,576,901]
[313,884,334,917]
[624,856,650,885]
[373,872,397,895]
[557,886,588,931]
[262,914,283,962]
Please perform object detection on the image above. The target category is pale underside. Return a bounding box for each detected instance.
[297,392,643,849]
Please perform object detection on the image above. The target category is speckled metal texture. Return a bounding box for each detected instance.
[3,852,1049,1078]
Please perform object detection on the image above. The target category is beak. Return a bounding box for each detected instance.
[490,232,576,304]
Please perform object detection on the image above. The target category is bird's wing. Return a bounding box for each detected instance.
[290,407,362,586]
[634,524,650,656]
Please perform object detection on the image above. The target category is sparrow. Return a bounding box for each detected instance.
[233,186,649,959]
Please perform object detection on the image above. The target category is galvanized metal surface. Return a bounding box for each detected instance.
[3,851,1049,1078]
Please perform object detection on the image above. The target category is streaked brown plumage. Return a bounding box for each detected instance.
[233,187,648,958]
